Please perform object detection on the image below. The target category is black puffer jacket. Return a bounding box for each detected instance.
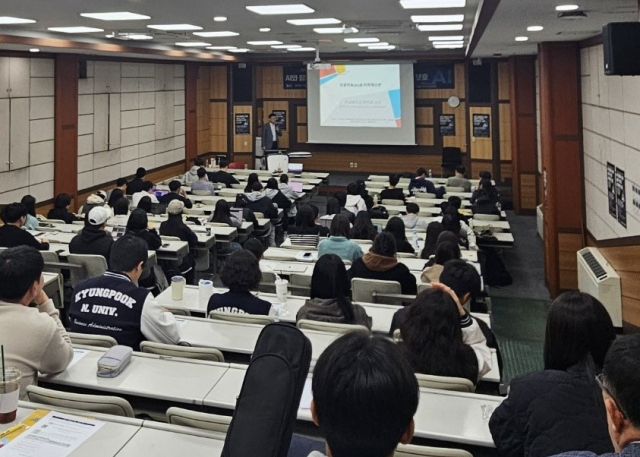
[489,362,613,457]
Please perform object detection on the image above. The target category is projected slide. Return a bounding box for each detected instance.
[319,64,401,128]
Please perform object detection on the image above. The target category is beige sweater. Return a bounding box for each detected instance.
[0,298,74,397]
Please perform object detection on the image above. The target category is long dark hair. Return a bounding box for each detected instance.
[126,209,148,232]
[544,291,616,372]
[20,195,36,217]
[350,212,377,241]
[53,193,72,210]
[310,254,355,323]
[330,214,351,238]
[108,189,124,208]
[384,216,407,245]
[211,199,232,225]
[326,197,340,216]
[421,221,444,259]
[137,196,152,213]
[244,173,260,193]
[434,241,461,265]
[400,289,478,382]
[295,205,316,228]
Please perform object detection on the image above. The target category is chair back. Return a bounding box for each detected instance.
[441,147,462,169]
[288,273,311,297]
[140,341,225,362]
[351,278,403,306]
[259,270,278,294]
[473,214,500,221]
[381,199,405,206]
[397,252,417,258]
[25,385,135,417]
[369,175,388,182]
[208,311,276,325]
[395,444,473,457]
[228,162,245,169]
[417,283,432,294]
[414,373,475,392]
[191,190,212,196]
[66,254,108,287]
[414,192,436,199]
[231,183,245,189]
[183,208,205,216]
[69,332,118,348]
[445,186,465,193]
[161,235,182,241]
[166,408,231,433]
[297,319,369,334]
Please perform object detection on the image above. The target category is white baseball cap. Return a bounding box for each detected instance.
[88,206,110,226]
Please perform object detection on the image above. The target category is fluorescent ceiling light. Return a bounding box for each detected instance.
[417,24,463,31]
[287,17,341,25]
[213,16,227,22]
[411,14,464,23]
[434,40,463,44]
[229,48,250,53]
[48,26,104,33]
[368,45,396,50]
[314,27,358,34]
[0,16,36,24]
[29,48,40,52]
[368,43,395,48]
[175,41,211,47]
[359,42,389,47]
[434,44,463,49]
[193,31,239,37]
[289,47,316,51]
[247,40,283,45]
[123,33,154,40]
[428,35,464,41]
[555,4,579,11]
[147,24,202,31]
[271,44,302,49]
[206,46,236,50]
[400,0,465,8]
[527,25,544,31]
[259,27,271,32]
[515,36,529,41]
[246,4,314,15]
[345,37,379,43]
[80,12,150,21]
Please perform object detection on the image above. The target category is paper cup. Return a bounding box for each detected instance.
[0,367,22,424]
[171,276,185,301]
[199,279,214,305]
[275,278,288,303]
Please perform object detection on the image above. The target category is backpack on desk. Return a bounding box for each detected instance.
[222,323,312,457]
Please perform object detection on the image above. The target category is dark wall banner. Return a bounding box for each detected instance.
[283,65,307,89]
[439,115,455,136]
[273,110,287,131]
[414,63,455,89]
[607,162,617,219]
[616,167,627,228]
[235,113,250,135]
[472,114,490,138]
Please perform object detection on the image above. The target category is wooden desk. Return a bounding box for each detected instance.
[118,423,226,457]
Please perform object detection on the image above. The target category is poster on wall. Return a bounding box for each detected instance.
[414,63,455,89]
[472,114,490,138]
[283,65,307,90]
[616,167,627,228]
[632,184,640,218]
[439,115,456,136]
[235,113,250,135]
[607,162,617,219]
[273,110,287,131]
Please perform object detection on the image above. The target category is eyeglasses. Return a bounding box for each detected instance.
[595,373,627,419]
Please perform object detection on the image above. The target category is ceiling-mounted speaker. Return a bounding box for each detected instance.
[603,22,640,76]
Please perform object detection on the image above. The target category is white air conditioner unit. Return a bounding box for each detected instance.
[577,247,622,327]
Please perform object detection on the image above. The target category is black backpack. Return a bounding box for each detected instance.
[222,323,312,457]
[369,206,389,220]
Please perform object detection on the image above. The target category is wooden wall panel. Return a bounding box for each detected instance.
[500,162,512,181]
[416,107,434,125]
[470,160,493,179]
[196,66,211,154]
[469,107,493,160]
[520,173,537,209]
[558,232,581,289]
[498,62,510,101]
[499,103,512,160]
[262,100,289,148]
[210,102,227,152]
[233,105,253,153]
[258,66,306,99]
[297,125,308,143]
[442,101,467,152]
[416,63,465,99]
[416,127,435,146]
[297,105,307,124]
[209,66,227,100]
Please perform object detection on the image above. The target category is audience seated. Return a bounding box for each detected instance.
[109,199,130,228]
[125,209,163,290]
[132,181,159,207]
[20,195,39,231]
[68,235,181,350]
[356,180,375,209]
[126,167,147,195]
[398,285,492,384]
[385,217,415,254]
[0,203,49,250]
[401,203,428,231]
[208,158,239,188]
[279,174,303,218]
[380,174,406,203]
[69,207,113,264]
[191,167,216,196]
[446,166,472,192]
[471,178,500,205]
[420,221,444,259]
[309,204,330,237]
[264,178,292,212]
[211,199,242,228]
[107,188,125,211]
[309,332,418,457]
[442,207,477,251]
[318,214,364,262]
[553,335,640,457]
[409,167,445,198]
[0,246,73,397]
[80,190,108,215]
[106,177,128,202]
[297,254,372,329]
[446,196,469,223]
[185,157,206,185]
[350,211,377,242]
[325,197,341,217]
[159,200,197,284]
[489,291,616,457]
[245,181,278,219]
[421,241,461,282]
[288,205,324,247]
[244,173,261,193]
[207,250,272,316]
[348,232,417,295]
[137,196,153,214]
[472,188,502,215]
[48,193,82,224]
[333,191,355,223]
[159,180,193,209]
[345,182,367,215]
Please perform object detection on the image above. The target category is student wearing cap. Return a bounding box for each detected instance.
[80,190,108,216]
[126,167,147,195]
[159,200,197,284]
[159,180,193,209]
[69,206,114,266]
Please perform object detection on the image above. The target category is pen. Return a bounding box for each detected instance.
[0,423,25,439]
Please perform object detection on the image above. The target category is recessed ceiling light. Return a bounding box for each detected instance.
[289,47,316,51]
[417,24,463,31]
[126,34,154,40]
[271,44,302,49]
[434,44,463,49]
[287,18,341,25]
[0,16,36,24]
[359,42,389,47]
[428,35,464,41]
[259,27,271,32]
[206,46,237,50]
[80,12,150,21]
[345,37,379,43]
[515,36,529,41]
[29,48,40,53]
[48,26,104,33]
[147,24,202,31]
[193,31,239,37]
[400,0,465,8]
[213,16,228,22]
[314,27,358,34]
[527,25,544,31]
[175,41,211,47]
[246,4,314,15]
[247,40,283,45]
[229,48,250,53]
[368,45,396,50]
[555,4,579,11]
[411,14,464,23]
[434,41,464,45]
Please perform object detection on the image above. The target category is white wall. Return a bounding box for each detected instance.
[0,58,54,204]
[77,61,185,191]
[581,44,640,240]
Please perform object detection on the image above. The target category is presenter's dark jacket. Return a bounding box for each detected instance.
[0,225,50,251]
[68,271,181,350]
[261,122,282,151]
[207,290,271,316]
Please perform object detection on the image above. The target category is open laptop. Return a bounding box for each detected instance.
[289,181,304,193]
[230,208,244,221]
[153,189,169,198]
[288,163,303,174]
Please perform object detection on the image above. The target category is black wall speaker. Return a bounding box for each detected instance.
[78,60,87,79]
[467,61,491,104]
[232,64,253,103]
[603,22,640,76]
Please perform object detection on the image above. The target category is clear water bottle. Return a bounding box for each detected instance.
[412,230,419,249]
[428,169,432,178]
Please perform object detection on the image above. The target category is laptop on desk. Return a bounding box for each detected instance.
[289,181,304,193]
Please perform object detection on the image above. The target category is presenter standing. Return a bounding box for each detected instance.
[260,113,282,169]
